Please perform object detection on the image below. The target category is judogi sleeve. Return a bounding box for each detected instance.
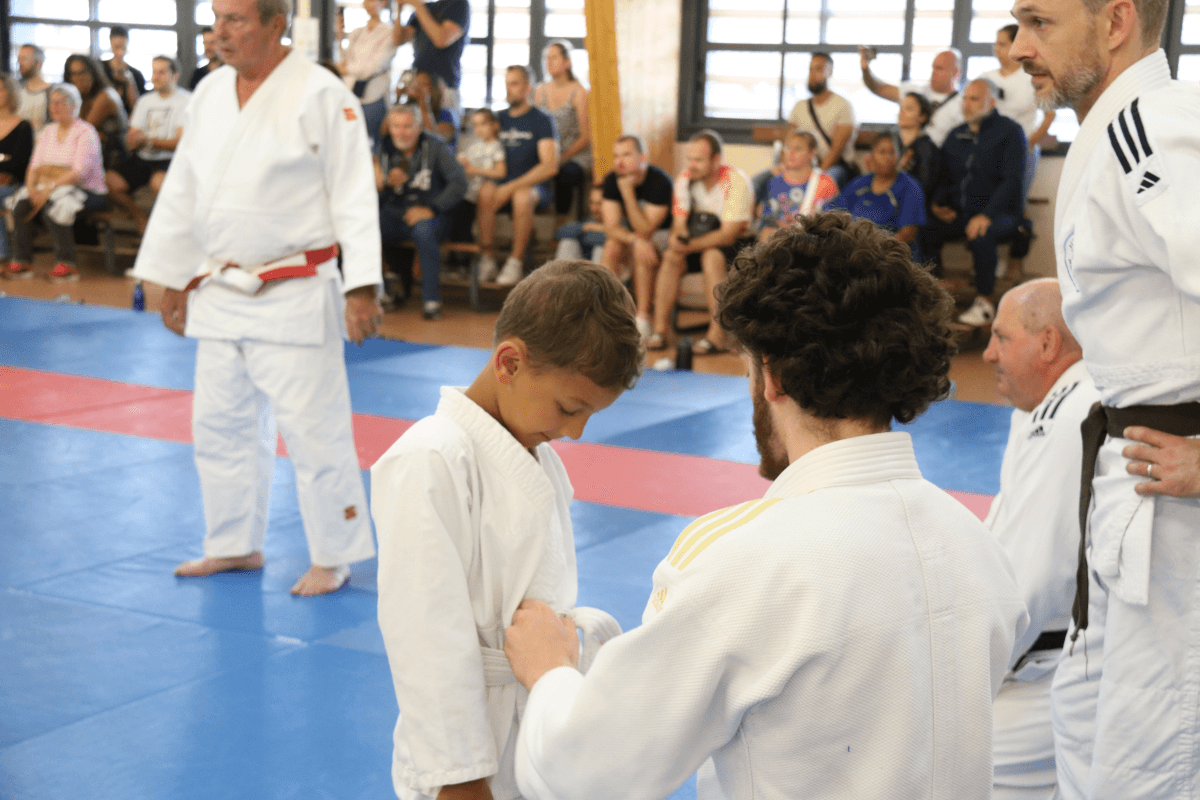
[309,82,382,293]
[373,439,500,793]
[516,558,768,800]
[130,96,204,291]
[1132,114,1200,303]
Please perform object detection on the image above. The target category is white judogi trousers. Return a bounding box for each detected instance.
[191,305,374,568]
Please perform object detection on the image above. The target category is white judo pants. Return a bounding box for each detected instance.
[191,323,375,568]
[994,659,1060,800]
[1051,583,1105,800]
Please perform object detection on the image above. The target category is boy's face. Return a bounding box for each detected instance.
[782,137,813,171]
[497,346,622,449]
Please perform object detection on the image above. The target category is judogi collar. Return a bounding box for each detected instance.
[764,431,922,500]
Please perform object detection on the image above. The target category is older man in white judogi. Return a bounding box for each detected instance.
[132,0,383,596]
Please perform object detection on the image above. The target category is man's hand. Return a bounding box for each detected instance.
[127,128,147,150]
[667,234,692,255]
[387,167,408,189]
[505,599,579,691]
[965,213,992,240]
[616,173,638,195]
[344,285,383,346]
[436,780,494,800]
[1123,426,1200,498]
[859,45,876,69]
[161,287,188,337]
[931,203,957,224]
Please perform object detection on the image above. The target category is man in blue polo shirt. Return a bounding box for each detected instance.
[475,65,559,286]
[394,0,469,118]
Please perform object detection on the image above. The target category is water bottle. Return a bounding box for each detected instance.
[675,336,693,371]
[132,281,145,311]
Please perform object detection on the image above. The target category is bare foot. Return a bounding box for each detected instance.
[174,552,264,577]
[290,564,351,596]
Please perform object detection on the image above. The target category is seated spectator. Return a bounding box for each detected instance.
[451,107,505,246]
[983,24,1055,197]
[828,130,926,254]
[554,185,606,261]
[16,45,51,133]
[65,54,128,170]
[786,52,858,188]
[339,0,396,150]
[188,27,223,90]
[598,133,672,339]
[861,46,964,146]
[476,65,559,287]
[101,26,145,115]
[648,129,752,354]
[757,129,838,243]
[6,84,108,282]
[534,40,590,225]
[0,75,34,267]
[105,56,188,232]
[396,70,457,149]
[376,104,467,320]
[897,91,939,210]
[918,78,1026,327]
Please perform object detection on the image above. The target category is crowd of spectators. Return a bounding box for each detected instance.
[1,10,1045,334]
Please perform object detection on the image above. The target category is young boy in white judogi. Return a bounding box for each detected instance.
[371,260,644,800]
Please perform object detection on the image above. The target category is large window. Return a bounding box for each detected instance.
[682,0,1197,145]
[337,0,589,111]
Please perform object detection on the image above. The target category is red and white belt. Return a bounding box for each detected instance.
[185,243,339,295]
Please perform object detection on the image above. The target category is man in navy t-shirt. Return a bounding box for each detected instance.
[394,0,470,116]
[475,65,559,286]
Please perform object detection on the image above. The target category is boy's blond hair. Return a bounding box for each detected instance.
[495,260,644,391]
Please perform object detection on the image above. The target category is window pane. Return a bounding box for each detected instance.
[195,2,214,26]
[708,1,784,45]
[1183,0,1200,44]
[494,11,530,39]
[825,0,906,45]
[966,55,1000,79]
[459,43,490,109]
[969,0,1013,42]
[704,50,782,119]
[11,0,89,20]
[1048,107,1079,143]
[344,7,371,31]
[97,0,176,25]
[471,10,491,38]
[1177,54,1200,81]
[99,28,180,77]
[545,12,586,38]
[11,23,91,82]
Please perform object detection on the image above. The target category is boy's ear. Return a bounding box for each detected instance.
[494,339,524,385]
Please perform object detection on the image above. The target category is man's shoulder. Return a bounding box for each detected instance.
[644,164,673,186]
[663,499,785,572]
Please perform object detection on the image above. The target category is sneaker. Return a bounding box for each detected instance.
[422,301,443,321]
[635,315,653,341]
[476,253,498,283]
[47,263,79,283]
[495,256,524,287]
[4,262,33,279]
[957,296,995,327]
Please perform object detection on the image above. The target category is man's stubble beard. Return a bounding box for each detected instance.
[1032,27,1105,113]
[752,390,789,481]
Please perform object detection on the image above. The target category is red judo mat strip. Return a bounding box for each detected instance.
[0,366,992,519]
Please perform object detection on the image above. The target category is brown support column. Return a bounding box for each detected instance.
[584,0,623,183]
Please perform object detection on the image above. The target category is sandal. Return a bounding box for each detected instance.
[693,338,728,356]
[645,333,667,351]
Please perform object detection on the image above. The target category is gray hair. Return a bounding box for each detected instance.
[968,76,1000,100]
[49,83,82,111]
[389,103,422,127]
[256,0,291,26]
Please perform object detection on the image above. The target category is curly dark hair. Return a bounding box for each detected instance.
[495,259,644,391]
[717,211,956,426]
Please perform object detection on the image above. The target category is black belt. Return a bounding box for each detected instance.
[1028,628,1068,653]
[1073,402,1200,640]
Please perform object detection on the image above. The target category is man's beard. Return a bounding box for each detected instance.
[1028,29,1104,112]
[808,80,827,95]
[752,390,789,481]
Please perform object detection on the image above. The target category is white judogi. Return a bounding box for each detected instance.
[372,387,577,800]
[984,360,1100,799]
[516,432,1028,800]
[1052,49,1200,799]
[132,50,381,567]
